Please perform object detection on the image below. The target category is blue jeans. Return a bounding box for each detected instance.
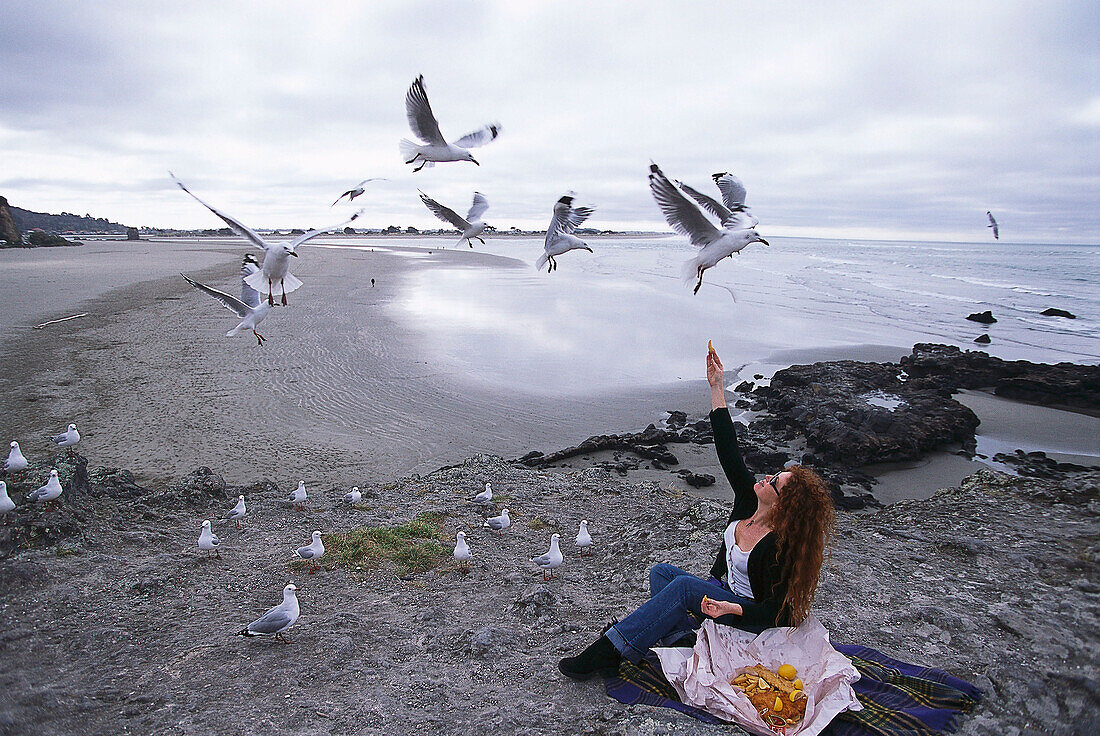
[605,563,760,663]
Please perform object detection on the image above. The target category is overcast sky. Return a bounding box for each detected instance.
[2,1,1097,242]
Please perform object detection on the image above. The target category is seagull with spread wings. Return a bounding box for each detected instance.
[675,172,759,230]
[986,211,999,239]
[649,163,768,294]
[537,194,596,272]
[331,178,386,207]
[182,254,272,345]
[399,75,501,172]
[171,172,362,305]
[419,191,490,248]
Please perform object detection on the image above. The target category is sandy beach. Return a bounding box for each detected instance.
[2,238,1095,501]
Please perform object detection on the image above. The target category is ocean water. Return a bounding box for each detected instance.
[351,235,1098,395]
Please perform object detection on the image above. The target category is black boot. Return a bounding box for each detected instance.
[558,635,622,681]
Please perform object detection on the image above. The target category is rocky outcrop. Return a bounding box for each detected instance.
[0,196,21,246]
[900,343,1100,411]
[1041,308,1076,319]
[753,358,980,467]
[967,310,997,323]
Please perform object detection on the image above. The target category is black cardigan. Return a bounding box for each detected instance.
[709,407,788,630]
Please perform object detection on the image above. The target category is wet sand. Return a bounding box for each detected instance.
[0,238,700,488]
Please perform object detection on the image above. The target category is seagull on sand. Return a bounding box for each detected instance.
[532,533,563,580]
[342,486,362,504]
[285,480,307,511]
[400,75,502,172]
[453,531,472,571]
[26,470,63,510]
[52,423,80,454]
[986,211,999,239]
[295,531,325,574]
[226,495,246,529]
[575,520,592,557]
[484,508,511,535]
[648,163,768,295]
[473,482,492,505]
[331,178,386,207]
[537,194,596,272]
[419,191,490,248]
[171,172,362,305]
[198,519,220,557]
[182,255,272,345]
[0,482,15,524]
[239,582,300,643]
[4,441,28,475]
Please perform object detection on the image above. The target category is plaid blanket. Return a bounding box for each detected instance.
[604,644,983,736]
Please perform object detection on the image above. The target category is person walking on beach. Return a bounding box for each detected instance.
[558,345,836,680]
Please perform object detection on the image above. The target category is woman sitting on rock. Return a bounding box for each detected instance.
[559,346,836,680]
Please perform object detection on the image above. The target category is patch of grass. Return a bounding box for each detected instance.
[320,511,448,575]
[527,516,558,533]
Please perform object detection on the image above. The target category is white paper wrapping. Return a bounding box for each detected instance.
[654,616,862,736]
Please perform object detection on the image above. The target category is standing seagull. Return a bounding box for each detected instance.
[52,423,80,454]
[286,481,308,511]
[26,470,63,509]
[4,441,28,475]
[331,178,386,207]
[296,531,325,574]
[226,495,247,529]
[532,533,563,580]
[171,172,362,305]
[342,486,362,504]
[182,255,272,345]
[484,508,511,535]
[473,482,492,505]
[0,482,15,524]
[453,531,472,572]
[648,163,768,294]
[537,194,596,272]
[197,520,220,558]
[400,75,502,172]
[986,211,999,239]
[239,582,300,643]
[575,520,593,557]
[419,191,490,248]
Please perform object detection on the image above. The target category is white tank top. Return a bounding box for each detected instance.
[723,520,755,599]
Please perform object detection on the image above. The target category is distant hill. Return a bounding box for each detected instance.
[10,203,129,234]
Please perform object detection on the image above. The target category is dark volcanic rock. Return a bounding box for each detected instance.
[992,449,1098,479]
[755,359,980,466]
[1041,308,1076,319]
[900,343,1100,412]
[974,334,991,344]
[967,310,997,323]
[676,470,715,488]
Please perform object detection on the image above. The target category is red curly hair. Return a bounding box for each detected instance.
[771,465,835,626]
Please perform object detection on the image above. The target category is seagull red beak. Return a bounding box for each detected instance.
[289,251,299,257]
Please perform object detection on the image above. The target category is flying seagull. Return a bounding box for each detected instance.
[239,583,300,643]
[400,75,501,172]
[182,255,272,345]
[986,211,999,239]
[537,194,595,272]
[648,163,768,294]
[171,172,362,305]
[331,178,386,207]
[419,191,490,248]
[675,172,759,230]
